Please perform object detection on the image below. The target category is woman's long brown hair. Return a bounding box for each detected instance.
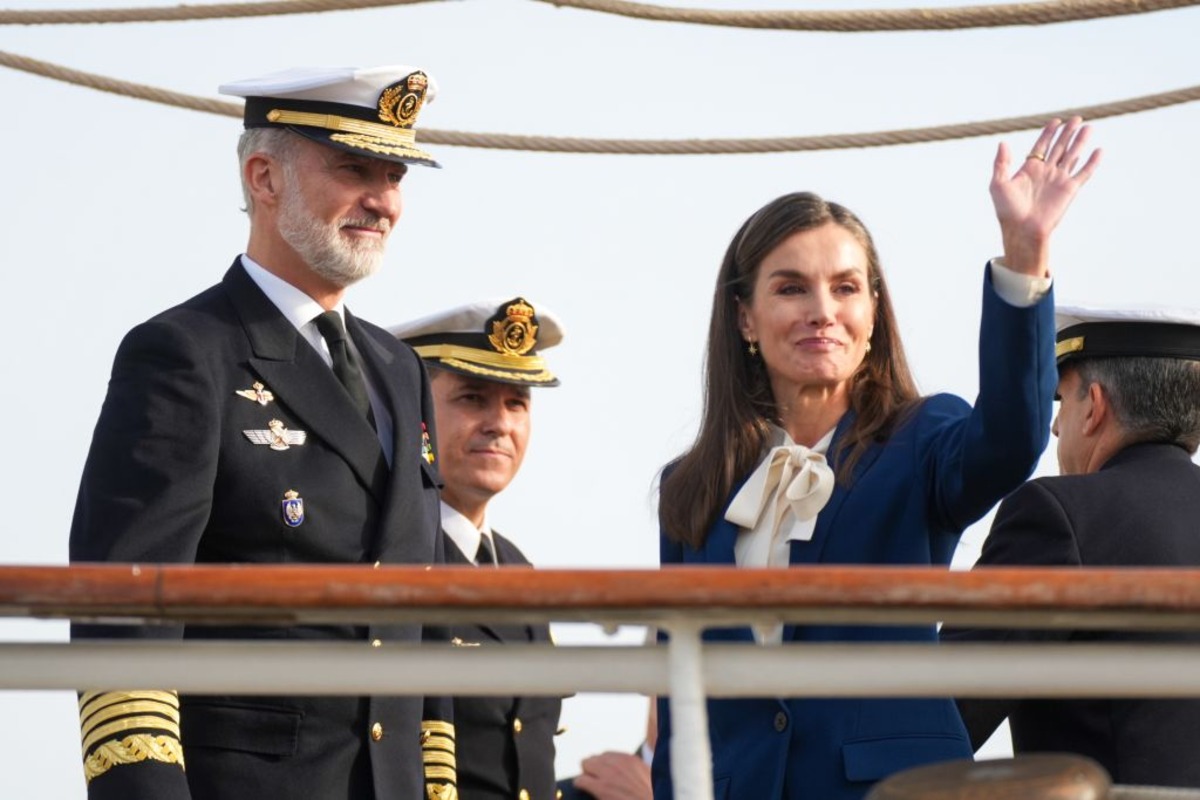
[659,192,920,549]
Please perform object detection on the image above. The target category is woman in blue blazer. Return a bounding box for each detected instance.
[653,118,1102,800]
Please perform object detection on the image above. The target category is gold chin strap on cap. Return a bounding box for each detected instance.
[78,690,186,783]
[414,344,556,383]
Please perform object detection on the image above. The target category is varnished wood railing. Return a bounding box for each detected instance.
[2,563,1200,629]
[5,564,1200,800]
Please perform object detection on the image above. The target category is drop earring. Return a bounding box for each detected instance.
[747,341,758,356]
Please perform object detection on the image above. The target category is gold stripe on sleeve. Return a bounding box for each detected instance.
[421,720,455,738]
[423,734,455,753]
[80,690,179,719]
[82,700,180,739]
[82,715,181,755]
[425,765,457,781]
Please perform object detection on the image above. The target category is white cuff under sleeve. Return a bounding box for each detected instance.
[989,257,1052,308]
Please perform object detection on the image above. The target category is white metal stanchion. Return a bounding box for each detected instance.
[665,622,713,800]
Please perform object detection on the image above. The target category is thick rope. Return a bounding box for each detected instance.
[1,0,1198,30]
[3,48,1199,155]
[536,0,1200,31]
[0,0,438,25]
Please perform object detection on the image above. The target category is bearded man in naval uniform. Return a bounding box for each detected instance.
[70,65,456,800]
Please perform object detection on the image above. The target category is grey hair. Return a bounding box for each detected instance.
[1073,357,1200,454]
[236,128,301,214]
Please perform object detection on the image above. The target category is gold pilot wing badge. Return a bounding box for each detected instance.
[243,419,307,451]
[235,381,275,406]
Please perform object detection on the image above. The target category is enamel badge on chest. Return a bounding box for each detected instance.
[244,419,307,451]
[281,490,305,527]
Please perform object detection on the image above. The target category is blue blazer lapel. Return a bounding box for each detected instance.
[701,487,758,645]
[783,412,884,642]
[789,411,884,566]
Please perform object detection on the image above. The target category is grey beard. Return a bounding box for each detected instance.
[277,188,387,289]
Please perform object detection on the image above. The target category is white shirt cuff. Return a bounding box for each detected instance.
[989,257,1052,308]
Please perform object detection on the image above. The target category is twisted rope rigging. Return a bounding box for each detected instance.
[1,0,1198,30]
[3,48,1198,155]
[538,0,1200,31]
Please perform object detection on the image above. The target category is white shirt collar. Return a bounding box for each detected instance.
[440,501,493,565]
[239,255,346,331]
[766,422,836,453]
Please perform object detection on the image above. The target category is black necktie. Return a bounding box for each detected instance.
[475,535,496,567]
[315,311,374,426]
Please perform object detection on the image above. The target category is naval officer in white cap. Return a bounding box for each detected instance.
[944,305,1200,789]
[391,296,564,800]
[70,66,456,800]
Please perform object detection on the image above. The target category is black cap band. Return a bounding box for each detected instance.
[1056,321,1200,365]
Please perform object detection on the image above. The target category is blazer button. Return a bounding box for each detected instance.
[519,791,530,800]
[512,717,523,734]
[774,711,788,732]
[371,722,384,741]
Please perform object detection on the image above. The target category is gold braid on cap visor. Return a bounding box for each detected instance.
[266,109,434,160]
[414,344,556,383]
[1056,336,1085,360]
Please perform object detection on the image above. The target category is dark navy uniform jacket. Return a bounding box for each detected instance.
[654,268,1057,800]
[945,442,1200,789]
[70,261,453,800]
[445,531,562,800]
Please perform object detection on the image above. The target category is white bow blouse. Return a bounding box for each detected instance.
[725,424,837,643]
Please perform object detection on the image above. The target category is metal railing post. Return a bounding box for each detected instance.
[665,621,713,800]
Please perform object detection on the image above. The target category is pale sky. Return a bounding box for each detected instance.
[2,0,1199,796]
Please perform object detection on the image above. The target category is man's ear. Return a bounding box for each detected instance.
[245,153,281,209]
[1082,382,1108,436]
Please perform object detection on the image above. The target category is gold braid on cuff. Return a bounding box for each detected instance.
[422,720,457,800]
[83,734,185,784]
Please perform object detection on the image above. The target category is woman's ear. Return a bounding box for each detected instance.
[736,297,755,342]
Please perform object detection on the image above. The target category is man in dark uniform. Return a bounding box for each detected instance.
[943,305,1200,789]
[70,65,456,800]
[392,297,565,800]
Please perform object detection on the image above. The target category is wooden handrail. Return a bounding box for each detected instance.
[3,564,1200,629]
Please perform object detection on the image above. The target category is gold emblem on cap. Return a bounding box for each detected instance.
[378,71,429,130]
[488,298,539,357]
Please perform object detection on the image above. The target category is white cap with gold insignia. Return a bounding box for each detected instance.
[220,65,441,167]
[391,297,564,387]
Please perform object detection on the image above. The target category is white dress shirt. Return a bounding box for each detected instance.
[239,255,394,464]
[440,501,497,565]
